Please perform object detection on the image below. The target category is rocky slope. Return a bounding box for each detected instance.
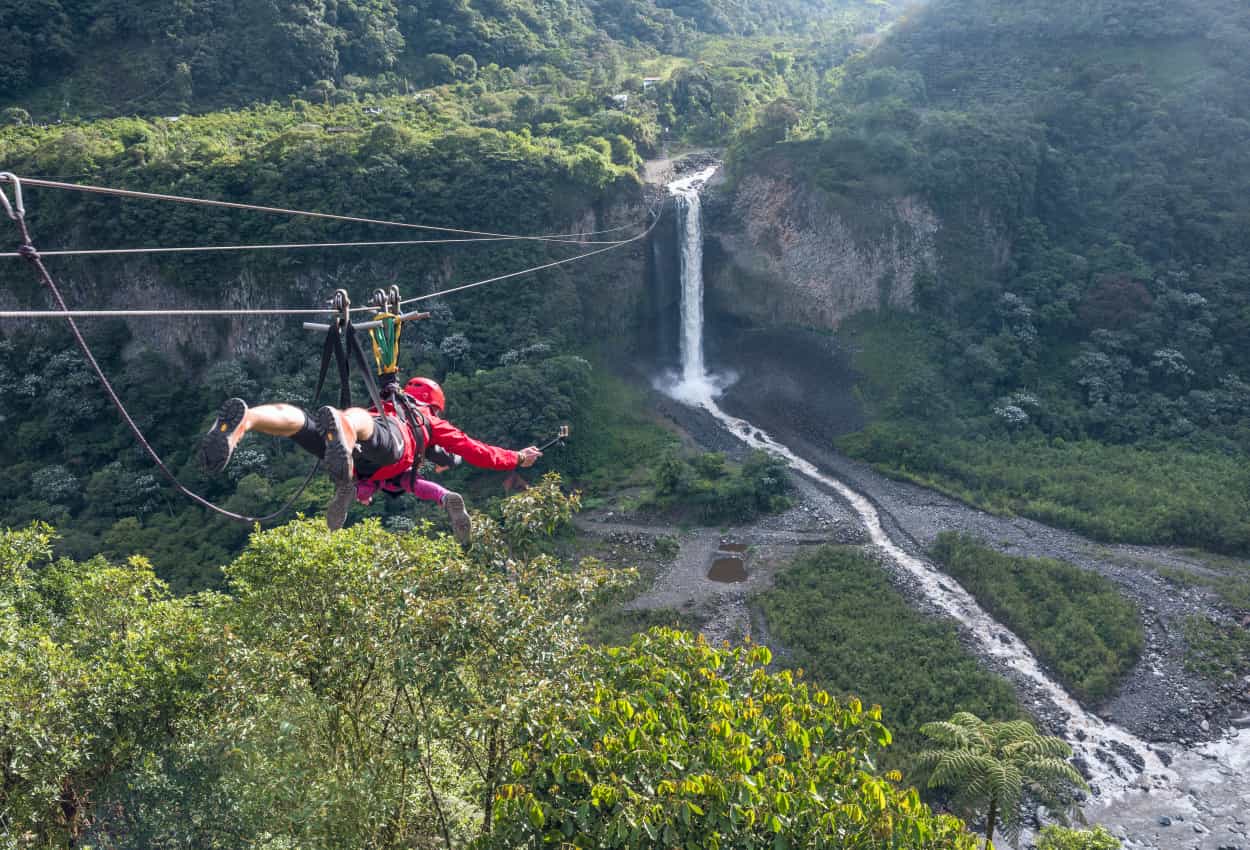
[702,164,939,330]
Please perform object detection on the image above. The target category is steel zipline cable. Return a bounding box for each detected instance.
[0,171,665,523]
[0,233,618,259]
[401,208,663,306]
[0,172,666,320]
[0,209,665,320]
[8,175,644,243]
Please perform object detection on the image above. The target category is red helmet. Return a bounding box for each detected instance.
[404,376,445,414]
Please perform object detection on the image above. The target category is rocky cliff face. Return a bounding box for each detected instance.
[704,169,939,330]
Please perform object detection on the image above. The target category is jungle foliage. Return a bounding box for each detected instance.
[0,0,905,117]
[0,484,982,849]
[930,533,1144,704]
[756,546,1020,770]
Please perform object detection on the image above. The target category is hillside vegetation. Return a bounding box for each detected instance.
[0,484,981,849]
[0,0,905,117]
[722,0,1250,553]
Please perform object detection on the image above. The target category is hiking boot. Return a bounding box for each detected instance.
[317,406,356,531]
[200,398,248,473]
[443,491,472,546]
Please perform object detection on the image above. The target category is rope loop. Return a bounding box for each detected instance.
[18,244,39,260]
[0,172,24,221]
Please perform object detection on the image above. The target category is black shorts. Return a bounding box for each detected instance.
[290,408,406,478]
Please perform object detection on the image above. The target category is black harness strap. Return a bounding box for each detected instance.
[313,319,351,410]
[345,322,386,416]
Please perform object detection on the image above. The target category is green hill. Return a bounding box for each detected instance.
[734,0,1250,552]
[0,0,903,116]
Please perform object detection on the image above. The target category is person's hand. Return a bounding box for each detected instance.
[517,446,542,467]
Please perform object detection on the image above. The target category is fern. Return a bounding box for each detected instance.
[917,712,1088,843]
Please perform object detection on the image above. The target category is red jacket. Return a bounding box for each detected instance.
[426,414,519,470]
[363,400,418,483]
[401,385,520,471]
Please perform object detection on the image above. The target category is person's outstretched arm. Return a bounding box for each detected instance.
[429,418,541,470]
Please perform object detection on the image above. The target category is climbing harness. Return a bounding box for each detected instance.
[367,286,407,376]
[365,286,434,461]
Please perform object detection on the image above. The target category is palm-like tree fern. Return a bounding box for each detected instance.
[917,712,1088,846]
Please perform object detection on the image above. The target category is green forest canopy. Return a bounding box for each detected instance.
[0,484,982,849]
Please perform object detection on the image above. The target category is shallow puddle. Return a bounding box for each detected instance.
[718,542,748,553]
[707,557,747,583]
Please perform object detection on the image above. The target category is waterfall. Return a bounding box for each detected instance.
[658,167,1166,802]
[658,166,723,405]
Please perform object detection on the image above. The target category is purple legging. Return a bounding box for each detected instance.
[355,471,449,506]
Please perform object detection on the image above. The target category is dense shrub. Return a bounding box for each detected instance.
[646,450,791,523]
[494,628,979,850]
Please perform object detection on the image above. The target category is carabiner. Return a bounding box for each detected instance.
[0,173,24,222]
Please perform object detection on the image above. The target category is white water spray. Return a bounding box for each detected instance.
[658,168,1168,800]
[656,166,732,405]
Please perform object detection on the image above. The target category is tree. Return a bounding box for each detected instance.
[423,53,457,85]
[116,475,621,849]
[917,712,1087,845]
[439,332,472,372]
[0,524,206,845]
[1,107,31,126]
[491,628,980,849]
[454,53,478,81]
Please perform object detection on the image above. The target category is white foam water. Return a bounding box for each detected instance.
[654,166,731,405]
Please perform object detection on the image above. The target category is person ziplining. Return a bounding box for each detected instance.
[200,375,541,541]
[201,287,544,540]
